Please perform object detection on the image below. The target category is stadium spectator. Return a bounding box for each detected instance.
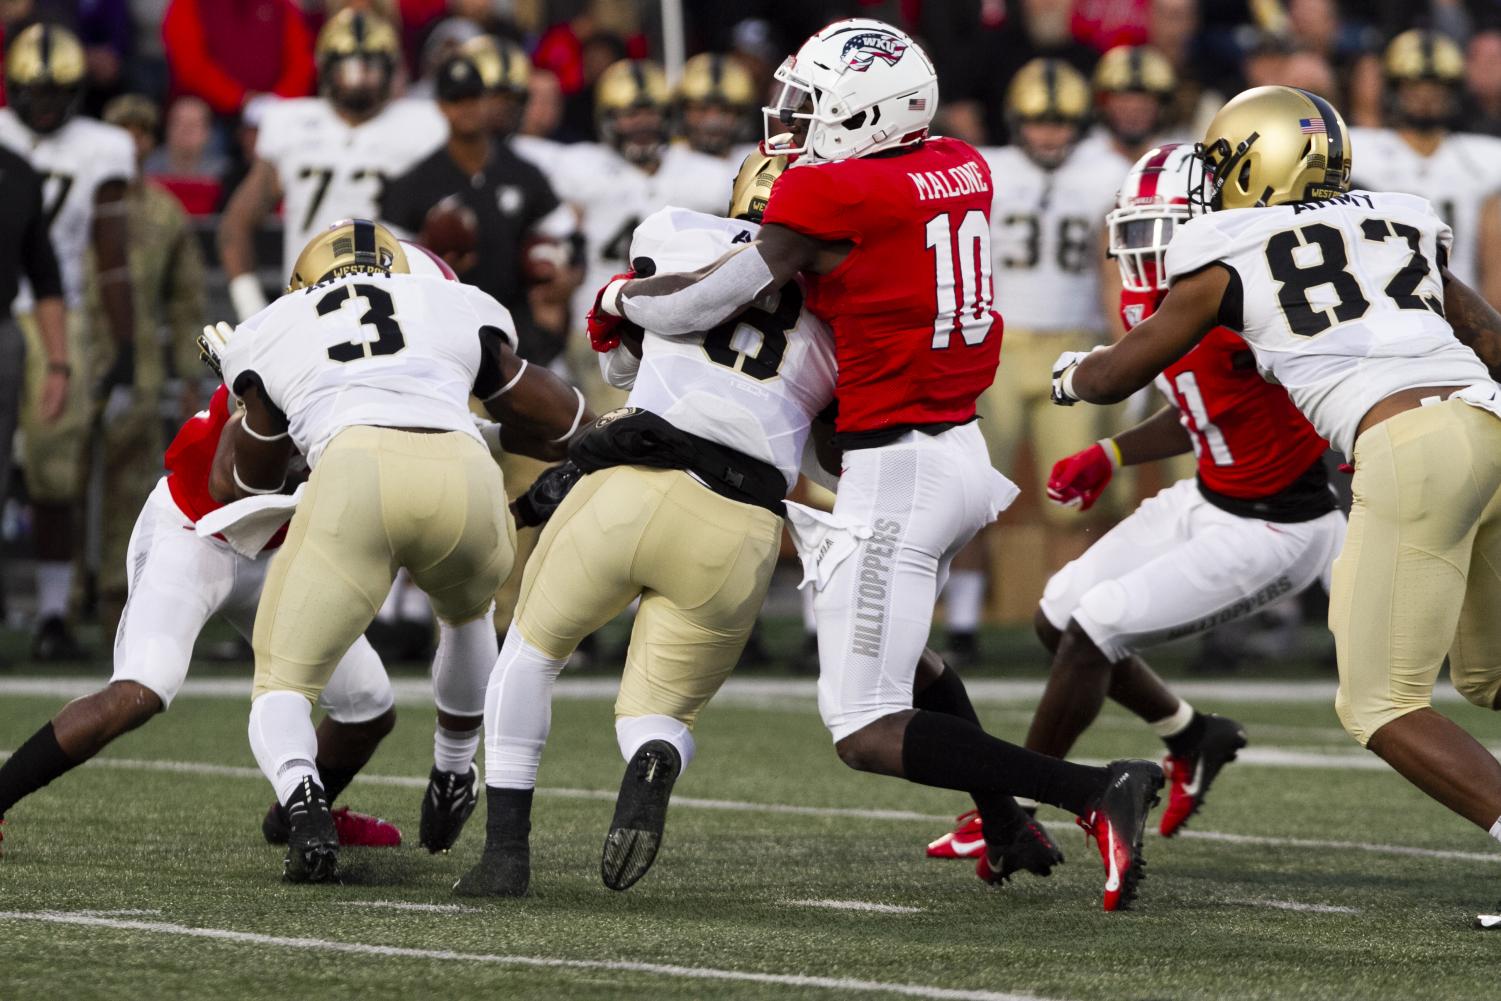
[162,0,316,116]
[144,96,227,179]
[1465,29,1501,136]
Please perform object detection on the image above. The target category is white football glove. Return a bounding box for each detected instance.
[197,321,235,378]
[472,414,504,458]
[1050,347,1103,406]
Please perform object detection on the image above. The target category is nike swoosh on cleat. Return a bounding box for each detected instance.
[1104,825,1121,893]
[948,838,985,853]
[1184,760,1206,797]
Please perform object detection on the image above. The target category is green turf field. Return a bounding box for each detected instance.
[3,667,1501,1000]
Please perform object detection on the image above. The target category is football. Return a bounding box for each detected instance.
[418,195,479,261]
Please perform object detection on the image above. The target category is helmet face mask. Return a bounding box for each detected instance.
[1017,120,1081,170]
[11,82,82,135]
[316,9,399,119]
[596,60,670,166]
[325,54,393,116]
[604,104,667,165]
[1005,58,1090,169]
[1393,78,1456,133]
[1384,29,1464,132]
[677,53,755,157]
[761,19,938,163]
[683,100,748,157]
[6,24,86,134]
[1111,143,1195,291]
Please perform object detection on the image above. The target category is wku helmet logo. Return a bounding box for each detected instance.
[840,31,907,71]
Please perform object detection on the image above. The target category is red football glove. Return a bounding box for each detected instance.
[586,271,634,352]
[1046,441,1119,512]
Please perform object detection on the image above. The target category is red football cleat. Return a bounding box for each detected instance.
[926,810,986,859]
[332,806,402,847]
[1078,760,1163,912]
[1159,714,1247,837]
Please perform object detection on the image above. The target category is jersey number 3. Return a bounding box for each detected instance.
[317,284,407,362]
[927,211,994,349]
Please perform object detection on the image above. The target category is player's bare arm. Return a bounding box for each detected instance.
[92,179,135,354]
[1113,405,1194,464]
[1062,265,1228,404]
[1479,194,1501,312]
[1445,267,1501,380]
[32,295,69,423]
[479,335,593,461]
[210,382,295,502]
[607,223,848,335]
[219,159,281,277]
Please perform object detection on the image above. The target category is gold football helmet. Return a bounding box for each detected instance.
[727,148,789,223]
[287,218,409,292]
[316,8,401,116]
[1384,29,1464,83]
[1006,59,1090,168]
[1189,86,1351,214]
[459,35,531,94]
[5,24,86,134]
[1093,45,1177,97]
[677,53,756,157]
[597,59,670,164]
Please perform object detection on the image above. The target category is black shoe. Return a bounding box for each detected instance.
[1160,713,1248,837]
[420,764,478,853]
[976,818,1064,885]
[283,776,339,883]
[31,616,84,662]
[600,740,680,891]
[1079,759,1164,912]
[263,800,289,844]
[454,847,531,897]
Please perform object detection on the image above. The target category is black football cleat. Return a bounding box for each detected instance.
[975,818,1064,885]
[1078,759,1164,912]
[454,847,531,898]
[31,616,85,662]
[600,740,680,891]
[282,776,339,883]
[420,764,479,853]
[1160,713,1248,837]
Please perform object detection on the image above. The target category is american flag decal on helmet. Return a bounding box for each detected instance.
[1299,117,1326,134]
[908,97,927,111]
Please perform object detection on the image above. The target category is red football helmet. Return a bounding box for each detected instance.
[400,240,460,281]
[1107,143,1195,293]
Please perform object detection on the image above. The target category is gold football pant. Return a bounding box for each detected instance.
[1332,399,1501,745]
[18,310,92,503]
[252,427,513,703]
[514,464,782,725]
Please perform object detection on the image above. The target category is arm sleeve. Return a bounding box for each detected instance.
[270,2,316,100]
[759,162,863,243]
[599,344,640,389]
[21,171,63,301]
[162,0,250,115]
[617,244,775,336]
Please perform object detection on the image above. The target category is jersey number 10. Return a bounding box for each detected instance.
[926,211,995,350]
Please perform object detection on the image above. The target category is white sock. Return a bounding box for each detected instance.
[800,587,818,634]
[615,714,695,774]
[484,630,567,789]
[248,690,321,804]
[1490,816,1501,845]
[432,610,499,717]
[1150,700,1195,739]
[434,725,480,774]
[943,570,985,633]
[35,561,73,620]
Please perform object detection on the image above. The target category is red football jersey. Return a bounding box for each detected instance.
[164,385,287,549]
[760,137,1003,436]
[1122,289,1328,498]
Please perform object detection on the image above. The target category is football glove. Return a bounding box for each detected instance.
[1047,441,1120,512]
[510,460,583,529]
[586,271,635,353]
[1050,347,1102,406]
[198,320,235,378]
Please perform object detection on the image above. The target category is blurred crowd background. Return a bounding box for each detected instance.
[1,0,1495,672]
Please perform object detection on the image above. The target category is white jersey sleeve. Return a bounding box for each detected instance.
[621,207,837,489]
[222,273,500,465]
[1166,191,1487,454]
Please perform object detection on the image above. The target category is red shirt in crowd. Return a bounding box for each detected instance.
[163,0,315,115]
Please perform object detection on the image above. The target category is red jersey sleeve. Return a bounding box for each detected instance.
[761,163,864,244]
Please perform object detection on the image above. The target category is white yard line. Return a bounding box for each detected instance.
[4,750,1498,865]
[789,899,925,914]
[340,901,481,914]
[1241,899,1359,915]
[0,910,1055,1001]
[0,676,1466,706]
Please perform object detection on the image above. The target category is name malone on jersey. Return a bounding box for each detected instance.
[908,162,989,201]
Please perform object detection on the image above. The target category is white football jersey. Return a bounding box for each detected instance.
[222,273,516,465]
[1165,189,1490,455]
[603,207,837,489]
[511,134,571,183]
[255,98,447,272]
[552,142,730,331]
[0,108,136,308]
[980,142,1130,333]
[1349,127,1501,287]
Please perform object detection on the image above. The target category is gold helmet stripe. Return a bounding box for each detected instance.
[1302,88,1345,188]
[1128,46,1142,87]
